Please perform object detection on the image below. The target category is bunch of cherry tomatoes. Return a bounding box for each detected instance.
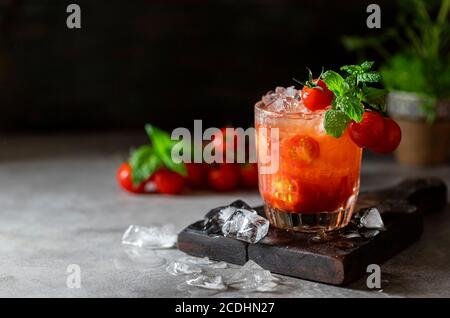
[116,128,258,195]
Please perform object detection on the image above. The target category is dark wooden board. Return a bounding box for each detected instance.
[177,178,447,285]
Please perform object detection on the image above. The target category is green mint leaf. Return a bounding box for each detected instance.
[360,61,375,71]
[129,145,162,186]
[322,61,386,137]
[340,64,361,75]
[322,70,344,96]
[344,74,356,89]
[357,71,382,83]
[336,95,364,122]
[145,124,187,177]
[331,96,337,108]
[324,109,351,138]
[341,61,374,75]
[361,86,388,109]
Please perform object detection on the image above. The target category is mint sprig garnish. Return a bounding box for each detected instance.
[321,71,345,96]
[335,95,365,122]
[357,72,382,83]
[361,86,388,112]
[324,109,351,138]
[321,61,387,138]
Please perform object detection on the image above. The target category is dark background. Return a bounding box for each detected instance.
[0,0,396,132]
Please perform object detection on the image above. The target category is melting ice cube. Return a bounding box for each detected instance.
[186,274,227,291]
[178,256,227,269]
[114,247,167,271]
[228,260,279,292]
[341,231,362,239]
[221,208,269,243]
[203,200,253,234]
[166,261,202,276]
[360,208,384,230]
[361,229,381,239]
[122,224,177,249]
[166,256,228,276]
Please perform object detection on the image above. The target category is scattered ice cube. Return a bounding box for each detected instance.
[222,208,269,243]
[360,208,384,229]
[203,200,253,234]
[186,274,227,291]
[166,256,228,276]
[254,281,279,292]
[114,247,166,271]
[208,262,228,269]
[168,257,284,294]
[341,231,362,239]
[361,229,381,239]
[176,282,223,297]
[178,256,227,269]
[228,260,279,292]
[166,261,202,276]
[122,224,177,249]
[178,256,215,265]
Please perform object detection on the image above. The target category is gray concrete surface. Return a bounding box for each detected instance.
[0,133,449,298]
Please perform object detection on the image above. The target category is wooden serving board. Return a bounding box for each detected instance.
[177,178,447,285]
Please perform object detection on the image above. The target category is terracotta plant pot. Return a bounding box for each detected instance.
[387,91,450,166]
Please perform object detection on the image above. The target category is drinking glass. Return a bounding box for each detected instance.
[255,101,362,232]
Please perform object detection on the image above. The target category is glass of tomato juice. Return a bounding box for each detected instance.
[255,95,362,232]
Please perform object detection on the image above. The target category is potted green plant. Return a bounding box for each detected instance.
[342,0,450,165]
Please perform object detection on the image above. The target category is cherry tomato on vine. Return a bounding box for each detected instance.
[207,164,240,192]
[212,127,239,155]
[185,163,206,188]
[349,111,385,148]
[154,169,186,195]
[239,163,258,188]
[116,163,146,193]
[369,118,402,154]
[301,79,334,111]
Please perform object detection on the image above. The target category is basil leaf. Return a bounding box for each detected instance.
[324,109,351,138]
[145,124,187,177]
[129,145,162,185]
[336,95,364,122]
